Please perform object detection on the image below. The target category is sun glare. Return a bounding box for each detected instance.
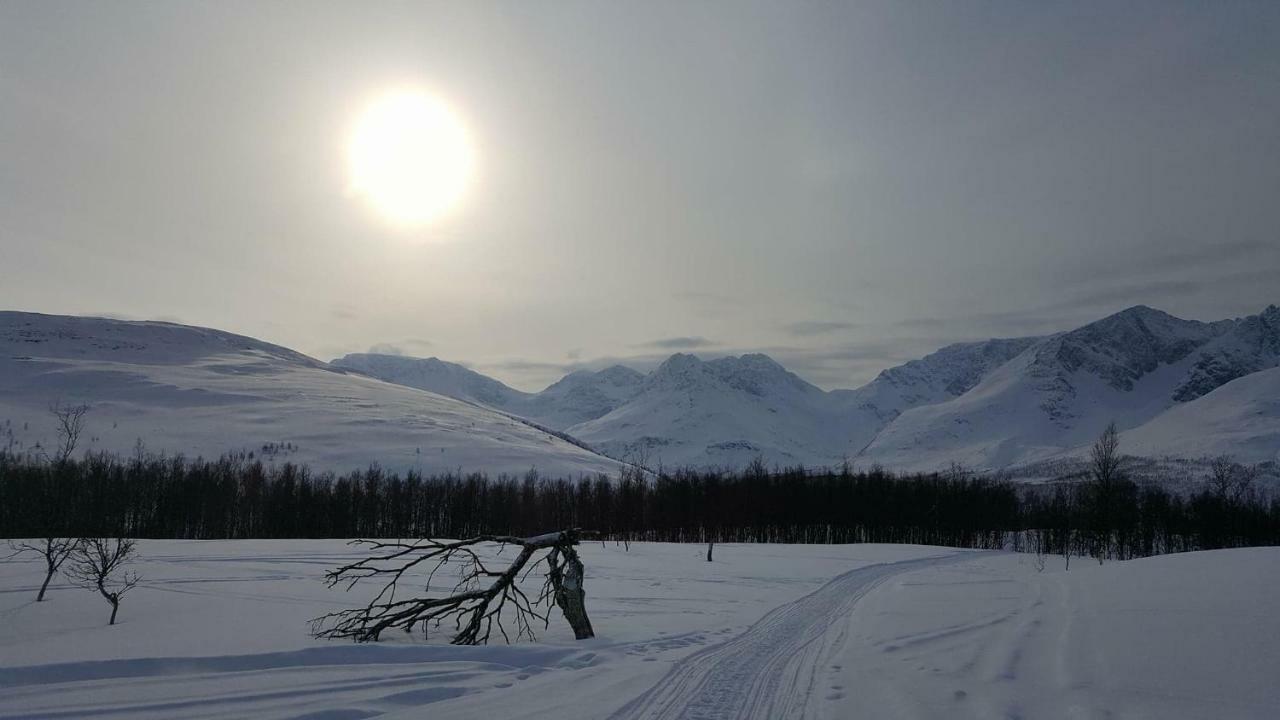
[347,89,476,227]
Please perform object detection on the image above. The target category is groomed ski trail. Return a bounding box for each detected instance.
[609,552,967,720]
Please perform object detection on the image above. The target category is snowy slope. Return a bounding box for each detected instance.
[527,365,646,427]
[333,353,531,409]
[565,354,864,468]
[835,336,1041,453]
[1119,366,1280,464]
[0,312,623,477]
[858,305,1273,471]
[333,353,644,428]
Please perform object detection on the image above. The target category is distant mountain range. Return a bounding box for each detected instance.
[337,304,1280,473]
[3,305,1276,478]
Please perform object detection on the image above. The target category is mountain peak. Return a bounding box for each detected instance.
[1118,304,1159,315]
[1097,304,1180,327]
[1046,304,1220,392]
[659,352,702,365]
[595,364,645,384]
[646,353,707,389]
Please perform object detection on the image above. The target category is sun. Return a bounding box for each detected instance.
[347,89,476,227]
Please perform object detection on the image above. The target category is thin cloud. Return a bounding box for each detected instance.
[639,336,717,350]
[782,321,857,337]
[330,304,360,321]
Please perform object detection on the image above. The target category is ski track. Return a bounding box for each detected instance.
[609,552,967,720]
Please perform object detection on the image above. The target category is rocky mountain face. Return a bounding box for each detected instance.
[1173,305,1280,401]
[860,305,1279,471]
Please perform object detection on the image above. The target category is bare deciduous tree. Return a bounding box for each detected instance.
[1235,463,1260,503]
[8,537,81,601]
[312,529,595,645]
[1089,422,1123,489]
[1087,422,1126,564]
[1208,455,1259,503]
[48,401,90,464]
[66,537,140,625]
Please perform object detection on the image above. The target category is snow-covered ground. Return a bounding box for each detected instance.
[2,541,1276,719]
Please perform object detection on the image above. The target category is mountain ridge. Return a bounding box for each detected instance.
[6,304,1274,477]
[341,304,1278,472]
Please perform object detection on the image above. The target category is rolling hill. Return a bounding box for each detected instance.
[0,312,624,477]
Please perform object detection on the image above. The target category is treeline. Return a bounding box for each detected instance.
[2,449,1276,559]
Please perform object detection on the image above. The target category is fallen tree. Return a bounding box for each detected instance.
[312,529,594,645]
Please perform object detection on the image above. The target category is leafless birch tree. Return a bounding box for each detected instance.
[48,401,90,464]
[1208,455,1259,503]
[66,537,140,625]
[1087,422,1125,563]
[8,537,81,601]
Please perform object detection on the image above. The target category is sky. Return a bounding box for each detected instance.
[2,1,1278,391]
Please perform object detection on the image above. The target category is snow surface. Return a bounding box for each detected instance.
[0,313,623,477]
[2,541,1277,719]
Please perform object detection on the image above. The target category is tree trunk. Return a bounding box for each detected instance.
[37,568,55,602]
[706,541,714,562]
[109,599,119,625]
[553,547,594,640]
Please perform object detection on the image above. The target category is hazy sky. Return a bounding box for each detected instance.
[3,1,1278,391]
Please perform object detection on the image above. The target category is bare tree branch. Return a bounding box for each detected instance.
[312,530,595,645]
[48,401,90,465]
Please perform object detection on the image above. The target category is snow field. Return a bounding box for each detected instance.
[4,542,1278,719]
[0,541,945,719]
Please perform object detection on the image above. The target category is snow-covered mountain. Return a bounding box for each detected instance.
[332,353,529,409]
[1172,305,1280,401]
[566,353,858,468]
[342,341,1039,470]
[859,305,1280,471]
[346,304,1277,474]
[332,353,644,428]
[1120,366,1280,464]
[0,312,624,477]
[32,303,1268,478]
[835,336,1041,452]
[338,351,862,468]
